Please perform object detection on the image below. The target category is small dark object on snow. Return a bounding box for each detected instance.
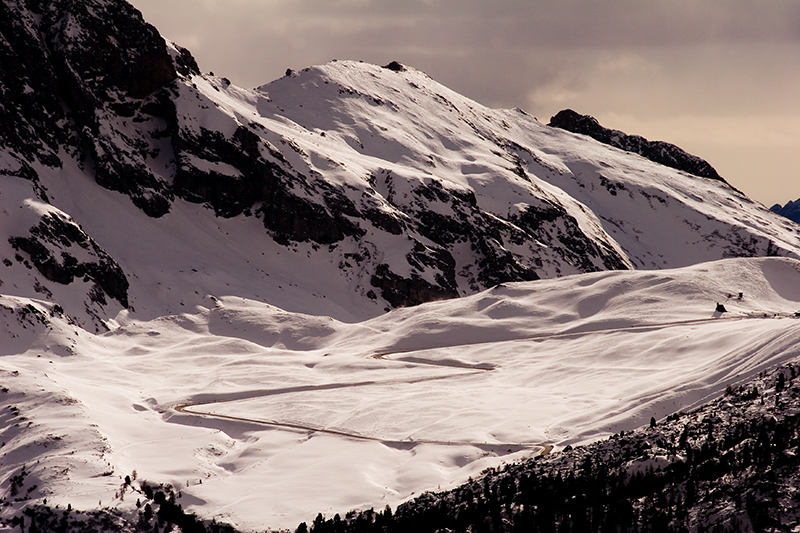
[716,303,727,313]
[738,292,743,299]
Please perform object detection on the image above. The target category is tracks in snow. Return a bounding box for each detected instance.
[168,314,796,456]
[171,370,550,453]
[368,314,755,359]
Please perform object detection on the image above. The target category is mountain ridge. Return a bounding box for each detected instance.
[2,0,800,328]
[548,108,725,183]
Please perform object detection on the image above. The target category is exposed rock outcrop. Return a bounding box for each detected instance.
[549,109,725,182]
[0,0,180,216]
[9,211,129,309]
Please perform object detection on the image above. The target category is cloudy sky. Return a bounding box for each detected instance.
[130,0,800,207]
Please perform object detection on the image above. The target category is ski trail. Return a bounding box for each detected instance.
[170,369,547,452]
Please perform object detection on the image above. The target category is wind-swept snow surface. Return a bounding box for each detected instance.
[3,258,800,529]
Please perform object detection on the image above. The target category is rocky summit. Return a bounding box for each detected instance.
[772,199,800,225]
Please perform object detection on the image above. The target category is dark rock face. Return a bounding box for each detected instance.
[0,0,69,171]
[771,200,800,224]
[549,109,725,182]
[171,44,201,78]
[0,0,177,146]
[32,0,176,101]
[371,263,458,308]
[259,185,363,245]
[172,124,366,244]
[0,0,179,216]
[173,126,287,219]
[9,212,129,308]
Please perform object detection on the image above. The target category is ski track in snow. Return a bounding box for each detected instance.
[171,366,548,450]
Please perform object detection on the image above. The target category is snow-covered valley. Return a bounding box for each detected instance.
[3,257,800,529]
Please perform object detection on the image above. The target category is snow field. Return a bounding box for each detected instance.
[3,257,800,530]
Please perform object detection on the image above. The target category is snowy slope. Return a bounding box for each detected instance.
[3,257,800,530]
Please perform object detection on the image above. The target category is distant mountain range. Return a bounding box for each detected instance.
[3,0,800,530]
[771,199,800,224]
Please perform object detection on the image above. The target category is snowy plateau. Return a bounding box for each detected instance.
[3,0,800,531]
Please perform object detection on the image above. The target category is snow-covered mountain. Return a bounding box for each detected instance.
[2,0,800,330]
[4,0,800,530]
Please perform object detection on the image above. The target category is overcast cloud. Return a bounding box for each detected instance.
[130,0,800,206]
